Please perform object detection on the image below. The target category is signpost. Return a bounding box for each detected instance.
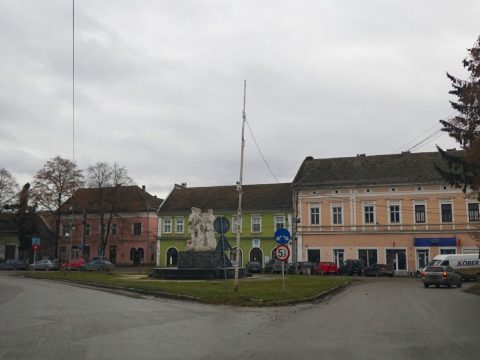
[274,244,290,291]
[32,237,41,272]
[274,228,291,290]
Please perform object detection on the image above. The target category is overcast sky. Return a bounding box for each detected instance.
[1,0,479,199]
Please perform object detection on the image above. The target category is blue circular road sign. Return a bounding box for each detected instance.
[274,228,291,245]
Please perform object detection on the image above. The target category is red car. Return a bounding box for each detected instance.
[313,261,339,275]
[61,258,85,270]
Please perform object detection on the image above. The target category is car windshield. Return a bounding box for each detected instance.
[430,260,443,266]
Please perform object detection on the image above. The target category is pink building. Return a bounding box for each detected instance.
[292,152,480,274]
[58,186,162,266]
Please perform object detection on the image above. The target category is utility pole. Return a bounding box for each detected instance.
[234,80,246,292]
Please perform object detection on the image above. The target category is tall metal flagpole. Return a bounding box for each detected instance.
[234,80,246,292]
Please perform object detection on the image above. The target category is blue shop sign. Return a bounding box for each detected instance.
[413,237,457,247]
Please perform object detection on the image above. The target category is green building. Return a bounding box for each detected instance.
[156,183,293,268]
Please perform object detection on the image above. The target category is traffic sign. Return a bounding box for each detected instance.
[274,228,291,245]
[32,244,40,252]
[275,245,290,262]
[32,237,41,251]
[214,216,230,234]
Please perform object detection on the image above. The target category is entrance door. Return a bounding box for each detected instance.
[249,248,263,266]
[109,245,117,264]
[333,249,344,267]
[307,249,320,264]
[166,248,178,267]
[416,249,429,270]
[386,249,407,270]
[5,245,16,260]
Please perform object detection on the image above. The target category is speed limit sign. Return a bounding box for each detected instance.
[275,245,290,262]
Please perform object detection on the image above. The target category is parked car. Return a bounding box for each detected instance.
[363,263,394,277]
[246,261,262,273]
[80,259,114,272]
[288,261,314,275]
[264,259,284,273]
[61,258,85,271]
[28,260,57,271]
[339,259,364,276]
[91,256,109,261]
[313,261,339,275]
[421,266,462,288]
[1,259,28,270]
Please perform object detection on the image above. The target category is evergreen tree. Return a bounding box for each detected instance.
[437,35,480,199]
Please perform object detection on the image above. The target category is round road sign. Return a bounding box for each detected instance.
[275,245,290,262]
[274,228,291,245]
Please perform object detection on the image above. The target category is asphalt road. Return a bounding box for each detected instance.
[0,272,479,360]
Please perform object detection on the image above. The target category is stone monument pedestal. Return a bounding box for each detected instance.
[152,250,246,280]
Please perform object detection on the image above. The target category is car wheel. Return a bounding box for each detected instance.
[424,283,429,288]
[435,284,440,288]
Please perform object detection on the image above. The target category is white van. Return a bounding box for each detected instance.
[430,253,480,281]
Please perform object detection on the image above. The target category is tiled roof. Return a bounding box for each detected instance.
[61,186,163,214]
[293,151,459,188]
[158,183,293,214]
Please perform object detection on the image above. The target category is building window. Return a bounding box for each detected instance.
[441,203,453,223]
[163,218,172,233]
[310,207,320,225]
[358,249,378,267]
[62,223,71,236]
[332,206,342,225]
[231,215,242,233]
[175,217,184,233]
[133,222,142,235]
[468,203,480,222]
[84,224,91,237]
[364,205,375,224]
[389,205,400,224]
[415,204,426,224]
[274,216,285,230]
[110,223,117,236]
[251,216,261,233]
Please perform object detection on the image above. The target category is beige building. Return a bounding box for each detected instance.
[292,151,480,274]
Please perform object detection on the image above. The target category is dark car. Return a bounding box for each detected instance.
[363,263,394,277]
[339,259,364,276]
[288,262,314,275]
[421,266,462,288]
[1,259,28,270]
[80,259,114,272]
[264,259,283,273]
[313,261,339,275]
[246,261,262,273]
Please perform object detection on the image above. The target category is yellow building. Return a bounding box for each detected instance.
[292,151,480,274]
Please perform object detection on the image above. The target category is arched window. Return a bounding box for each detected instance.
[137,248,144,260]
[166,247,178,267]
[230,247,243,266]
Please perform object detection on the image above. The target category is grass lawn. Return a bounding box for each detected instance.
[22,271,354,306]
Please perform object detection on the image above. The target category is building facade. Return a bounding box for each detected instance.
[58,186,162,266]
[292,152,480,274]
[156,183,293,268]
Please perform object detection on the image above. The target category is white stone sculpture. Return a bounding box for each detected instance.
[187,207,217,250]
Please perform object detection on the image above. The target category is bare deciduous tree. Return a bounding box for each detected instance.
[0,168,19,211]
[31,156,84,258]
[86,162,133,257]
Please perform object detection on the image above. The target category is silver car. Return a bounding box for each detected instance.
[29,260,57,271]
[421,266,462,288]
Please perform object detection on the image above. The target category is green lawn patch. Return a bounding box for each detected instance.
[22,271,354,306]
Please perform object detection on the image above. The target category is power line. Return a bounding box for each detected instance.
[245,119,279,183]
[393,124,441,153]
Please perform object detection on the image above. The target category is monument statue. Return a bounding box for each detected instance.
[187,207,217,250]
